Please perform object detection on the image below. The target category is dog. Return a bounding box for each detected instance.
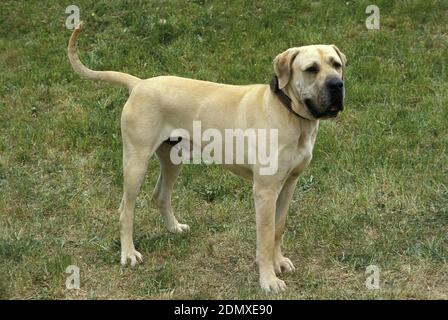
[68,23,346,293]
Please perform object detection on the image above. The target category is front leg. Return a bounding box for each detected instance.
[253,180,286,293]
[274,173,300,274]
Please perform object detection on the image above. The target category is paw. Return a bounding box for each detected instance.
[167,223,190,234]
[274,256,295,274]
[260,275,287,294]
[120,248,143,267]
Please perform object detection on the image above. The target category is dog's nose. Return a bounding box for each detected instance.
[326,76,344,90]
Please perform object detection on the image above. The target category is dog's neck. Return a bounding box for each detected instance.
[269,76,315,121]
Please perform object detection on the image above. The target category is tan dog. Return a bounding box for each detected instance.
[68,23,346,293]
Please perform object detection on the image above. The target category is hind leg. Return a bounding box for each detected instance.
[152,143,189,233]
[119,110,163,266]
[119,147,154,266]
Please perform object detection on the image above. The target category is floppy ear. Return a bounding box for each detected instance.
[273,48,300,89]
[331,44,347,67]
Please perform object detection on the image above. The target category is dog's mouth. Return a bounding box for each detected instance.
[328,105,339,112]
[303,98,322,118]
[326,106,341,117]
[304,99,343,119]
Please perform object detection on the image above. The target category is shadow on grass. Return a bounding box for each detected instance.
[111,230,194,259]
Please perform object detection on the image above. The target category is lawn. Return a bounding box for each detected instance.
[0,0,447,299]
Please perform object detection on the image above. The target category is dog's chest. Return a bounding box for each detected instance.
[291,145,313,174]
[289,129,317,175]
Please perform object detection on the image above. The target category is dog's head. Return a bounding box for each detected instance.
[273,45,347,119]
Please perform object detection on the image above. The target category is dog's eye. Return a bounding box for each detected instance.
[333,62,342,69]
[305,66,319,74]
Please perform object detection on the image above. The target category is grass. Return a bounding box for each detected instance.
[0,0,447,299]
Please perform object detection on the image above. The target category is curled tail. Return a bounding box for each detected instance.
[68,22,141,92]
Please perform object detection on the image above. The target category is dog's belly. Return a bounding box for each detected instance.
[222,164,253,181]
[164,138,255,180]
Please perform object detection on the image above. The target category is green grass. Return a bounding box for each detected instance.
[0,0,447,299]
